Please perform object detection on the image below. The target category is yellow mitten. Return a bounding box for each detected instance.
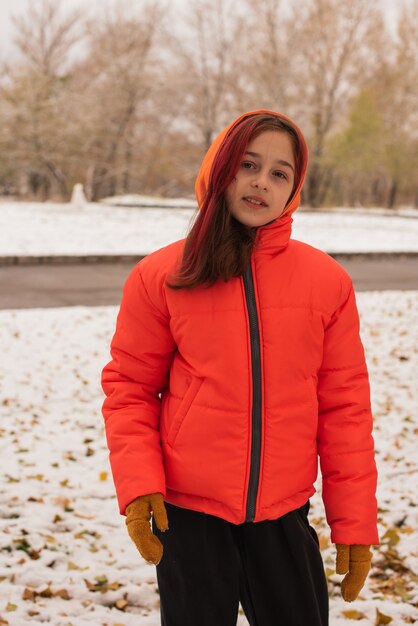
[336,544,372,601]
[125,493,169,565]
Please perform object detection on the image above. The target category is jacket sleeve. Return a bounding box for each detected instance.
[101,262,176,515]
[316,278,380,545]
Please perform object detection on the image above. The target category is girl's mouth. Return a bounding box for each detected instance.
[243,197,268,209]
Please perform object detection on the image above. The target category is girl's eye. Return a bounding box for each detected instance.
[241,162,288,181]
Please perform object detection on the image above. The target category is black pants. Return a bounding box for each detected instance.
[152,499,329,626]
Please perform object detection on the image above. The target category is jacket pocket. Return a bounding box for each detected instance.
[166,376,204,448]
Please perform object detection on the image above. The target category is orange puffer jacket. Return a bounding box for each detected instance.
[101,109,380,545]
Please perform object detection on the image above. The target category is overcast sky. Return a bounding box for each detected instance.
[0,0,405,61]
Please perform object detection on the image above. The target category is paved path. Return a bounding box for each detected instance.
[0,256,417,309]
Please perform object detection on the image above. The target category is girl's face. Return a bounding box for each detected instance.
[225,130,296,228]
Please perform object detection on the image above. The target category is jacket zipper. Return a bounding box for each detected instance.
[242,261,262,523]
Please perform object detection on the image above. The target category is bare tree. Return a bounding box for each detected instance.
[72,0,166,199]
[234,0,293,112]
[377,0,418,207]
[11,0,83,76]
[287,0,388,207]
[1,0,84,198]
[163,0,241,152]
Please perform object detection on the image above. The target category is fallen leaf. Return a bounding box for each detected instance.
[5,475,20,483]
[342,609,366,620]
[83,576,122,594]
[318,533,330,550]
[53,497,73,510]
[14,538,41,560]
[67,561,88,571]
[375,608,393,625]
[106,582,123,591]
[39,586,53,598]
[22,588,37,601]
[115,599,128,611]
[95,575,108,584]
[381,528,400,547]
[27,474,44,481]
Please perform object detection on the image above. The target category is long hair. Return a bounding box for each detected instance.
[166,113,303,290]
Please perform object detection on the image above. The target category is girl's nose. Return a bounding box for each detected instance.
[251,176,268,190]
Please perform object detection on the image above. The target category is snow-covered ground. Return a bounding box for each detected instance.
[0,291,417,625]
[1,199,417,623]
[1,201,418,257]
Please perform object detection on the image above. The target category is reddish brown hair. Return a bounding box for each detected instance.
[166,113,303,290]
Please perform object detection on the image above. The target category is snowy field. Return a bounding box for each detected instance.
[1,201,418,256]
[0,291,417,625]
[1,199,417,624]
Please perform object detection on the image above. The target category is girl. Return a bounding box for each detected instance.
[101,109,380,626]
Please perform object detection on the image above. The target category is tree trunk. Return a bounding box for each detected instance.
[306,161,322,208]
[387,178,398,209]
[122,140,132,194]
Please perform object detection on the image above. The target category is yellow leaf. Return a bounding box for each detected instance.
[115,598,129,610]
[99,471,108,481]
[95,575,108,584]
[106,582,123,591]
[27,474,44,481]
[73,513,95,520]
[84,578,97,591]
[343,610,365,620]
[6,603,17,612]
[381,528,400,547]
[374,608,393,625]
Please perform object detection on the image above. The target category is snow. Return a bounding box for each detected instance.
[0,291,417,625]
[0,199,417,623]
[1,201,418,257]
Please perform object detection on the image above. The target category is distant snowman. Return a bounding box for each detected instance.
[71,183,87,210]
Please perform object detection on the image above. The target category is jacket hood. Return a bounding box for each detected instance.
[194,108,309,220]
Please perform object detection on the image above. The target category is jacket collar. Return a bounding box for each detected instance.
[254,213,293,255]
